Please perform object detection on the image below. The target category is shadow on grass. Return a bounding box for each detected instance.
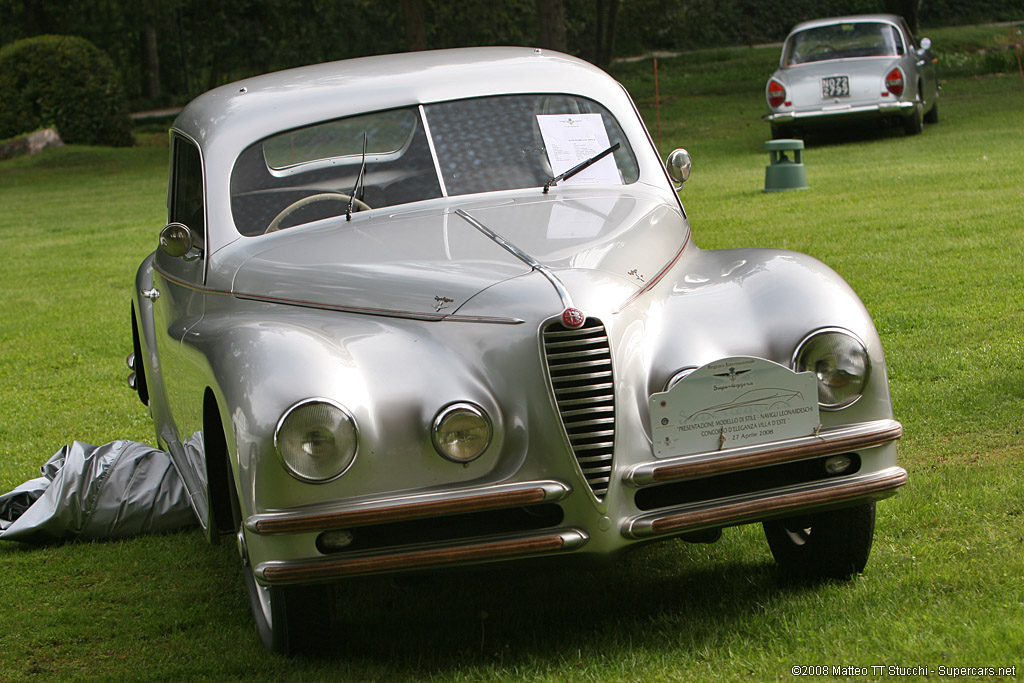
[294,539,844,668]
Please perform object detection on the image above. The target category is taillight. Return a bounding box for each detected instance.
[885,68,904,96]
[767,79,786,108]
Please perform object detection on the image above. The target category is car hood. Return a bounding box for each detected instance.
[230,191,686,320]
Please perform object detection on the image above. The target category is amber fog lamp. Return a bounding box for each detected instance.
[432,402,492,463]
[793,329,870,410]
[275,399,358,482]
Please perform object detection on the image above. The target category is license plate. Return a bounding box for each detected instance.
[821,75,850,98]
[649,357,819,458]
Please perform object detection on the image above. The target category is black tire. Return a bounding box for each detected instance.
[228,453,334,655]
[903,103,923,135]
[924,100,939,124]
[763,502,876,580]
[240,552,334,655]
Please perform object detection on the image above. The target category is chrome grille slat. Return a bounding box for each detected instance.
[542,317,615,499]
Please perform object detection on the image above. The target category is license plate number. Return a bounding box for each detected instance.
[821,76,850,98]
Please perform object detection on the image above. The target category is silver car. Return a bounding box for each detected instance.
[129,47,906,654]
[764,14,939,138]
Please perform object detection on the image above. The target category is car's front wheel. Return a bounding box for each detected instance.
[762,502,876,580]
[227,455,334,655]
[238,529,334,655]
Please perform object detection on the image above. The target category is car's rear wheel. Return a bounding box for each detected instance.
[227,454,334,655]
[762,502,875,580]
[903,101,923,135]
[924,100,939,124]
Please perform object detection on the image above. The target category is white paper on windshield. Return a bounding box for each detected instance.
[537,114,622,186]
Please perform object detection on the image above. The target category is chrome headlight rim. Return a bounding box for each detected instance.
[791,327,871,411]
[431,402,492,463]
[274,397,359,483]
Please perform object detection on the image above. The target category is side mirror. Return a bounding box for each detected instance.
[666,148,692,187]
[159,222,198,259]
[920,37,931,50]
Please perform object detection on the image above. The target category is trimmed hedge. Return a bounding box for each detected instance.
[0,35,132,147]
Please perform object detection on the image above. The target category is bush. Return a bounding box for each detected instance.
[0,35,133,147]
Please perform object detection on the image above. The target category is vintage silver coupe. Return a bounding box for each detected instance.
[129,47,906,654]
[764,14,938,138]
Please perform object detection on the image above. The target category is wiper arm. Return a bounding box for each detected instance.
[346,133,368,221]
[543,142,620,194]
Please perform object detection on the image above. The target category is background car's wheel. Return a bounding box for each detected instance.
[903,102,923,135]
[924,101,939,124]
[762,502,876,580]
[228,455,334,655]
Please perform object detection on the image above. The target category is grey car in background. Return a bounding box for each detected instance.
[765,14,939,138]
[128,47,906,654]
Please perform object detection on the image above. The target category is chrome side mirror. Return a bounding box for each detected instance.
[920,37,931,50]
[159,222,200,260]
[666,148,692,187]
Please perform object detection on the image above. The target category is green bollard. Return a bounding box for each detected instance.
[763,139,808,192]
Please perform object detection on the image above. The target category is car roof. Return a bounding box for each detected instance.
[787,14,904,35]
[172,47,629,159]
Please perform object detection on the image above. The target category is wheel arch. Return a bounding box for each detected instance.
[203,387,236,543]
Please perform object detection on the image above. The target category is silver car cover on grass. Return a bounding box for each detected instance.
[0,440,196,543]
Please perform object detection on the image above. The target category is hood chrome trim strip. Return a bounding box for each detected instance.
[456,208,575,310]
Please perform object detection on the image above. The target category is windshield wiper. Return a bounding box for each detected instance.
[543,142,620,194]
[346,133,368,221]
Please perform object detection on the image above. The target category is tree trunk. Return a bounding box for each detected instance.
[536,0,567,53]
[402,0,428,52]
[594,0,619,69]
[142,25,161,100]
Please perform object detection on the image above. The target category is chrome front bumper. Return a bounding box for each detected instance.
[250,419,904,584]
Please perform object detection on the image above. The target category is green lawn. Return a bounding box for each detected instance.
[1,35,1022,681]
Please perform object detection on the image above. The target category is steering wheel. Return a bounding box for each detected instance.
[265,192,372,233]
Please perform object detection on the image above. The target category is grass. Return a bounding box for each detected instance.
[1,27,1023,681]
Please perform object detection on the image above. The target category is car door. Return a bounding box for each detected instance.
[150,133,209,523]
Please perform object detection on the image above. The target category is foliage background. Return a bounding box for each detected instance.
[1,0,1022,111]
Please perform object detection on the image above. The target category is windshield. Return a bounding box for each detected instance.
[230,94,639,236]
[783,22,904,66]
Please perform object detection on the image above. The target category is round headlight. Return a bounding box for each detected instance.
[793,329,870,409]
[432,403,491,463]
[275,399,358,482]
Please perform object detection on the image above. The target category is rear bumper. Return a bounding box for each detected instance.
[764,100,915,124]
[249,419,904,584]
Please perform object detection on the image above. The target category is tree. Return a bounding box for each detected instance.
[536,0,567,52]
[594,0,619,69]
[886,0,921,34]
[401,0,427,52]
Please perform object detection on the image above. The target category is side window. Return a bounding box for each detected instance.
[169,136,205,248]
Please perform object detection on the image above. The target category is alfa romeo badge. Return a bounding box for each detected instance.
[561,307,585,328]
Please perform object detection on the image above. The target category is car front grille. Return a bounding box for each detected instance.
[542,317,616,499]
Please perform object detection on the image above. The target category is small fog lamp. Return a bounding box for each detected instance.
[824,454,854,475]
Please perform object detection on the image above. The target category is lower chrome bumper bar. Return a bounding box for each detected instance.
[623,466,907,539]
